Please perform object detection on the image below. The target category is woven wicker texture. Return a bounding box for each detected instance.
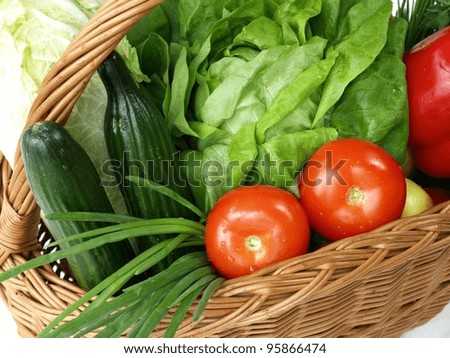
[1,0,450,338]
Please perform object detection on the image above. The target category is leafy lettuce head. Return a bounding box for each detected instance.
[0,0,83,164]
[132,0,408,212]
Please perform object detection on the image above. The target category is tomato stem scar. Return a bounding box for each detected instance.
[246,236,262,251]
[346,186,366,206]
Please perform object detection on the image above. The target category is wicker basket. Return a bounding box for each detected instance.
[1,0,450,338]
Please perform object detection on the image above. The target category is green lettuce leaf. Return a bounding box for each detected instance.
[330,16,409,164]
[0,0,84,166]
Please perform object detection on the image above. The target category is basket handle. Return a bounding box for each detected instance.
[0,0,162,259]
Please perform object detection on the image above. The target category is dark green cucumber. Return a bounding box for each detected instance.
[21,121,136,291]
[98,51,196,267]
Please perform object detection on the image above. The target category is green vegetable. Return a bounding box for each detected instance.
[40,251,217,338]
[129,0,409,213]
[330,17,409,159]
[397,0,450,50]
[0,0,87,165]
[0,0,146,215]
[20,121,136,291]
[0,211,214,337]
[98,51,196,263]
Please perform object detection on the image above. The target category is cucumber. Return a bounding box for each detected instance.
[98,51,196,266]
[21,121,136,291]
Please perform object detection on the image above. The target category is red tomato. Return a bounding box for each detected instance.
[205,185,310,279]
[424,187,450,205]
[298,138,406,241]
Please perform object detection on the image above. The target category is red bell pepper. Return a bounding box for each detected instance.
[403,26,450,178]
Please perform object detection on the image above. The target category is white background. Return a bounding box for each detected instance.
[1,0,449,339]
[0,302,18,338]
